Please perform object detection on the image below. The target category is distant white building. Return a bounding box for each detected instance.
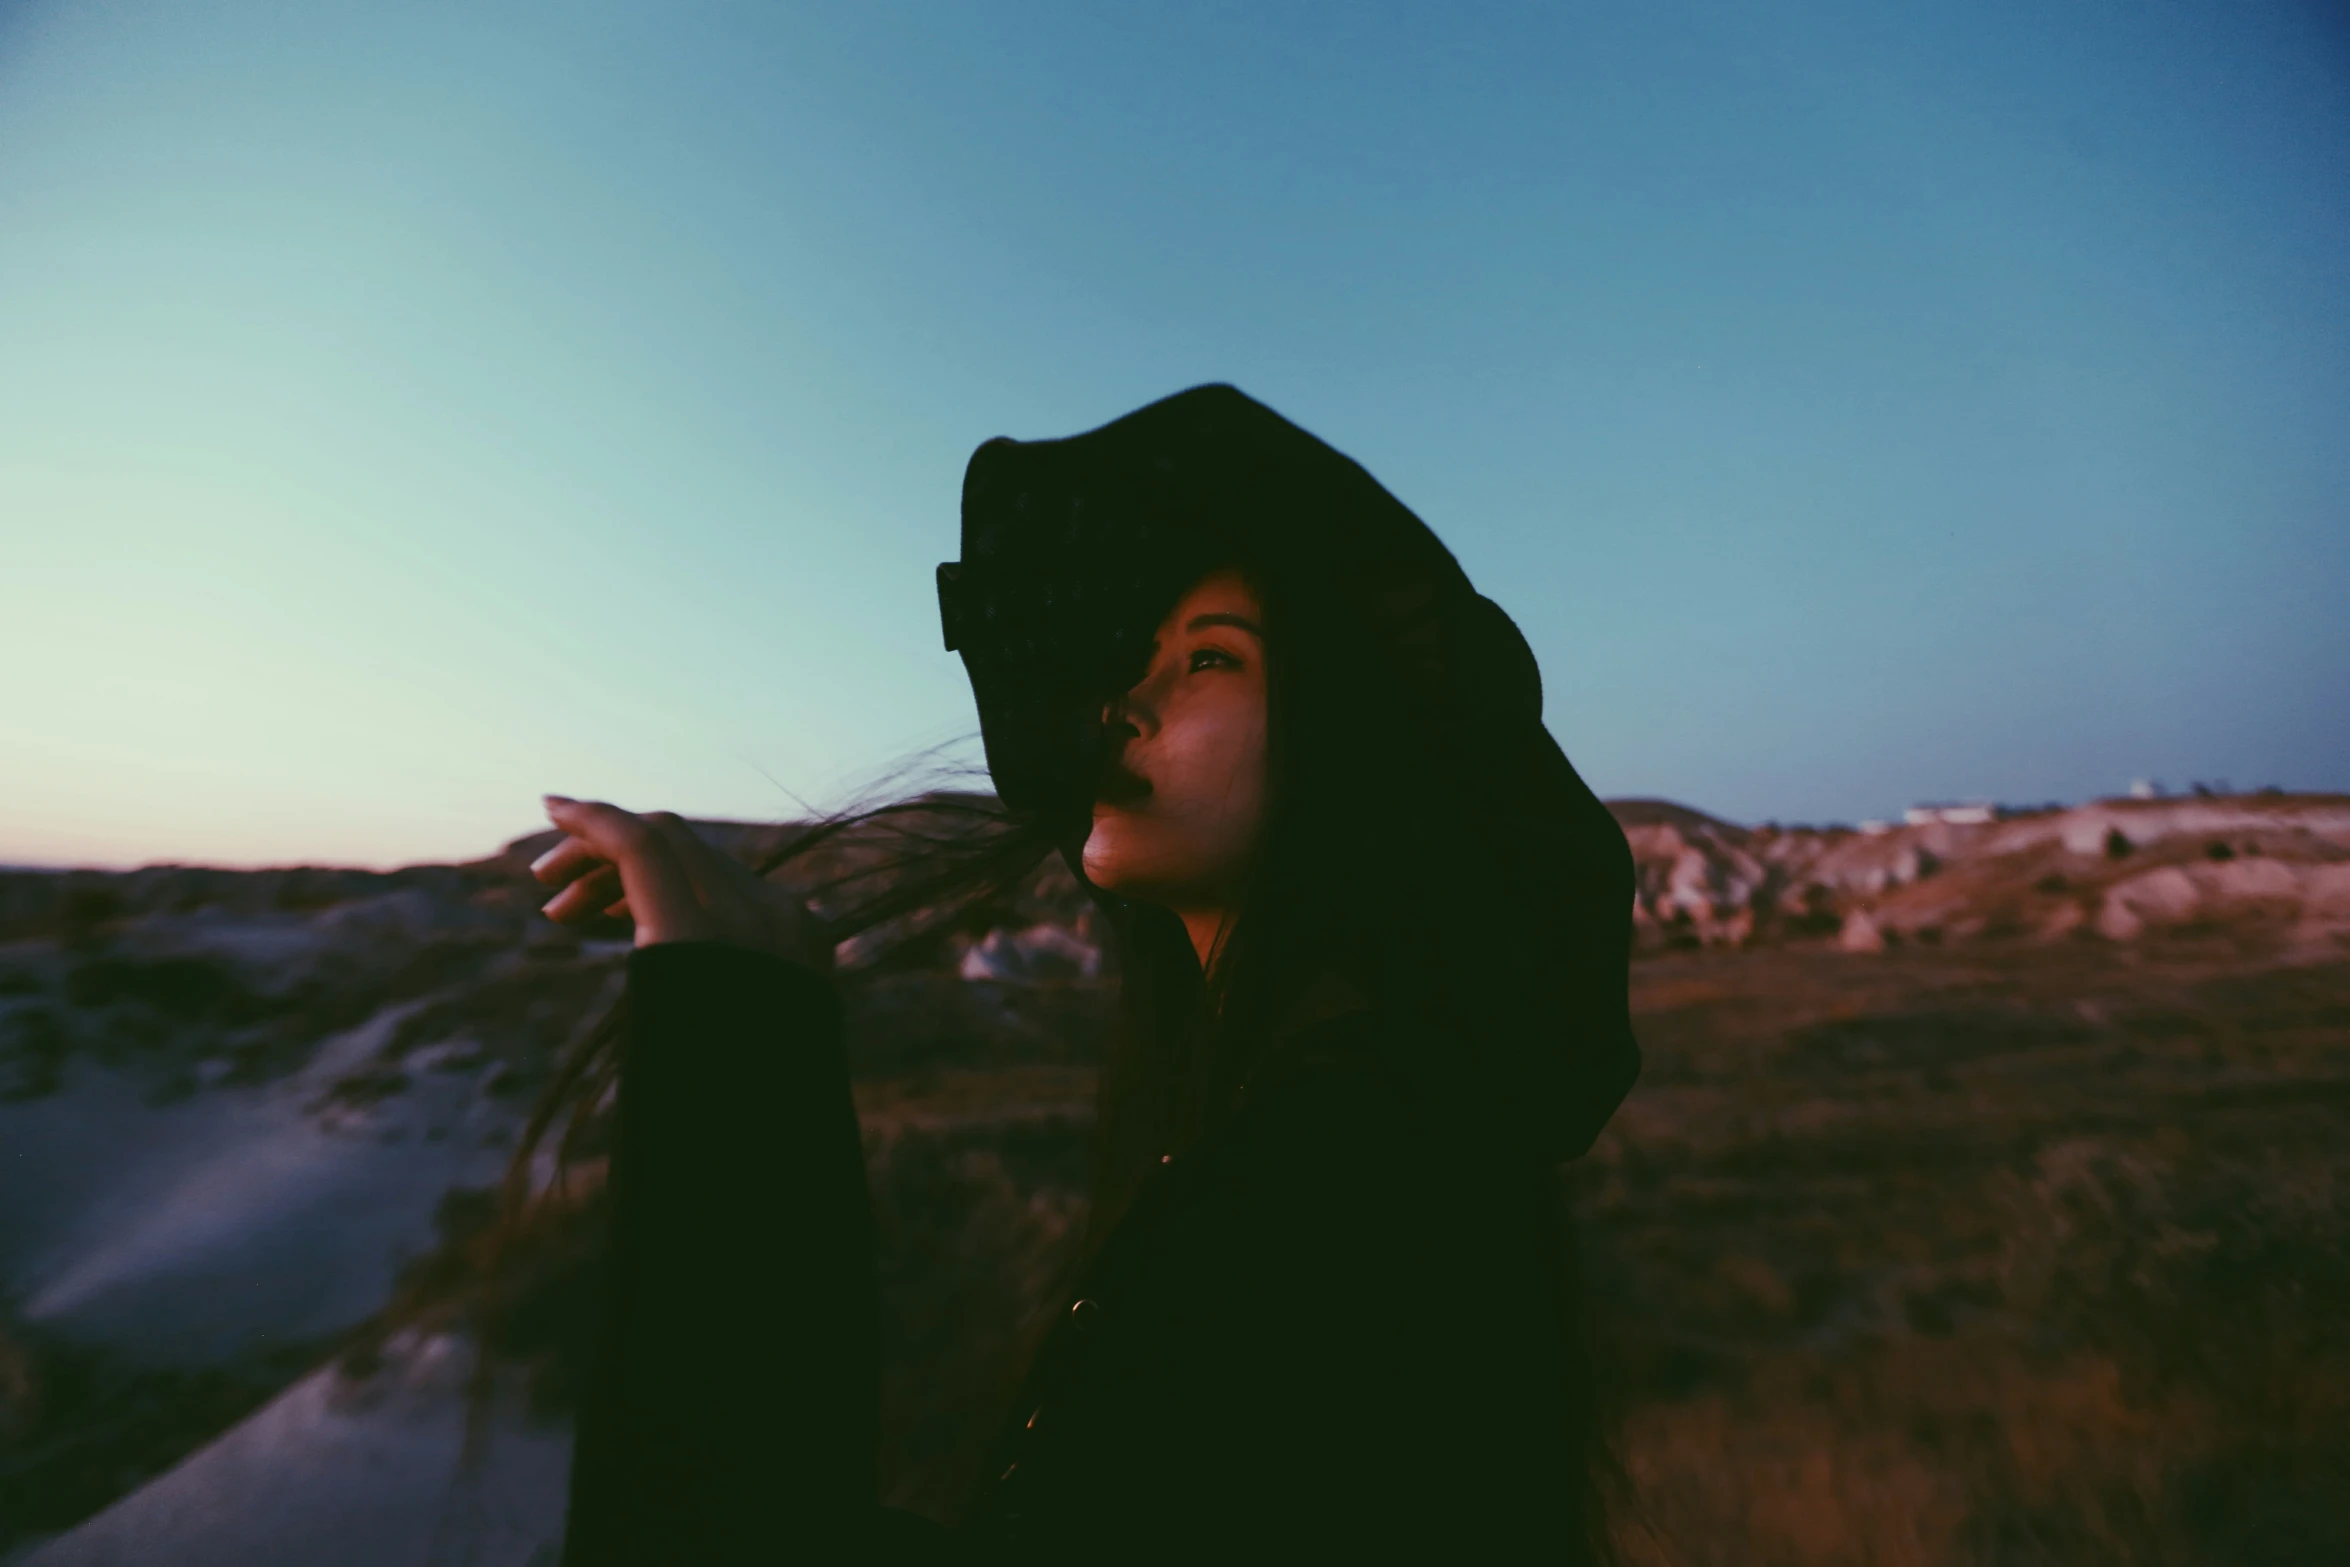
[2129,779,2160,800]
[1904,802,2000,827]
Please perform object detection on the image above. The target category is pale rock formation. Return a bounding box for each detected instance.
[1838,910,1886,954]
[1605,793,2350,954]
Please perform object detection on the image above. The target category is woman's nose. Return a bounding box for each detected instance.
[1103,679,1160,736]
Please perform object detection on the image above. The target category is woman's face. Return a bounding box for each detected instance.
[1081,568,1269,915]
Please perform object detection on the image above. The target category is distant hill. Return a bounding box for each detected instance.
[1604,797,1750,840]
[1606,792,2350,954]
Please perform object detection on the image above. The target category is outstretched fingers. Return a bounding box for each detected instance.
[529,833,628,923]
[541,797,716,945]
[539,862,626,924]
[529,834,604,889]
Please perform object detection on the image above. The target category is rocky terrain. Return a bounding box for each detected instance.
[1,792,2344,1564]
[1617,792,2350,954]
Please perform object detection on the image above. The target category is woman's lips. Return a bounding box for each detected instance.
[1097,756,1153,804]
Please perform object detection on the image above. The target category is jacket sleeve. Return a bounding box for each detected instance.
[560,941,879,1566]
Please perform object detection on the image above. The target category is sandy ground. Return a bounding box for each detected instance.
[10,1333,568,1567]
[2,1023,506,1366]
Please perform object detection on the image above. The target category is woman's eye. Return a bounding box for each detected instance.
[1188,648,1237,672]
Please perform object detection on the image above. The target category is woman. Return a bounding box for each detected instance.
[528,384,1640,1562]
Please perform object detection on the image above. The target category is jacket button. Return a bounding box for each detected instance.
[1025,1404,1045,1431]
[1068,1297,1102,1331]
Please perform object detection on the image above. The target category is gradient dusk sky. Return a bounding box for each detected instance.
[3,1,2345,868]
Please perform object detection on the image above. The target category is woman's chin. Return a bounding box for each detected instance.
[1082,824,1159,901]
[1079,825,1123,892]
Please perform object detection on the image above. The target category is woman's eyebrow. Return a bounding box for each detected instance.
[1185,613,1263,638]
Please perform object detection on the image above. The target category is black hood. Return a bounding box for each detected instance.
[938,384,1636,1162]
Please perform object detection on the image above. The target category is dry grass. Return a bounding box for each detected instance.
[1585,939,2350,1565]
[836,938,2350,1561]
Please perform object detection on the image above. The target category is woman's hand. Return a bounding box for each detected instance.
[531,796,834,974]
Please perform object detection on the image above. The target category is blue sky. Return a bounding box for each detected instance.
[3,0,2344,867]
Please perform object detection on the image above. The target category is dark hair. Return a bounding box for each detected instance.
[390,545,1620,1560]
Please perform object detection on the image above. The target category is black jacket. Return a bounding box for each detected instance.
[560,942,1590,1564]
